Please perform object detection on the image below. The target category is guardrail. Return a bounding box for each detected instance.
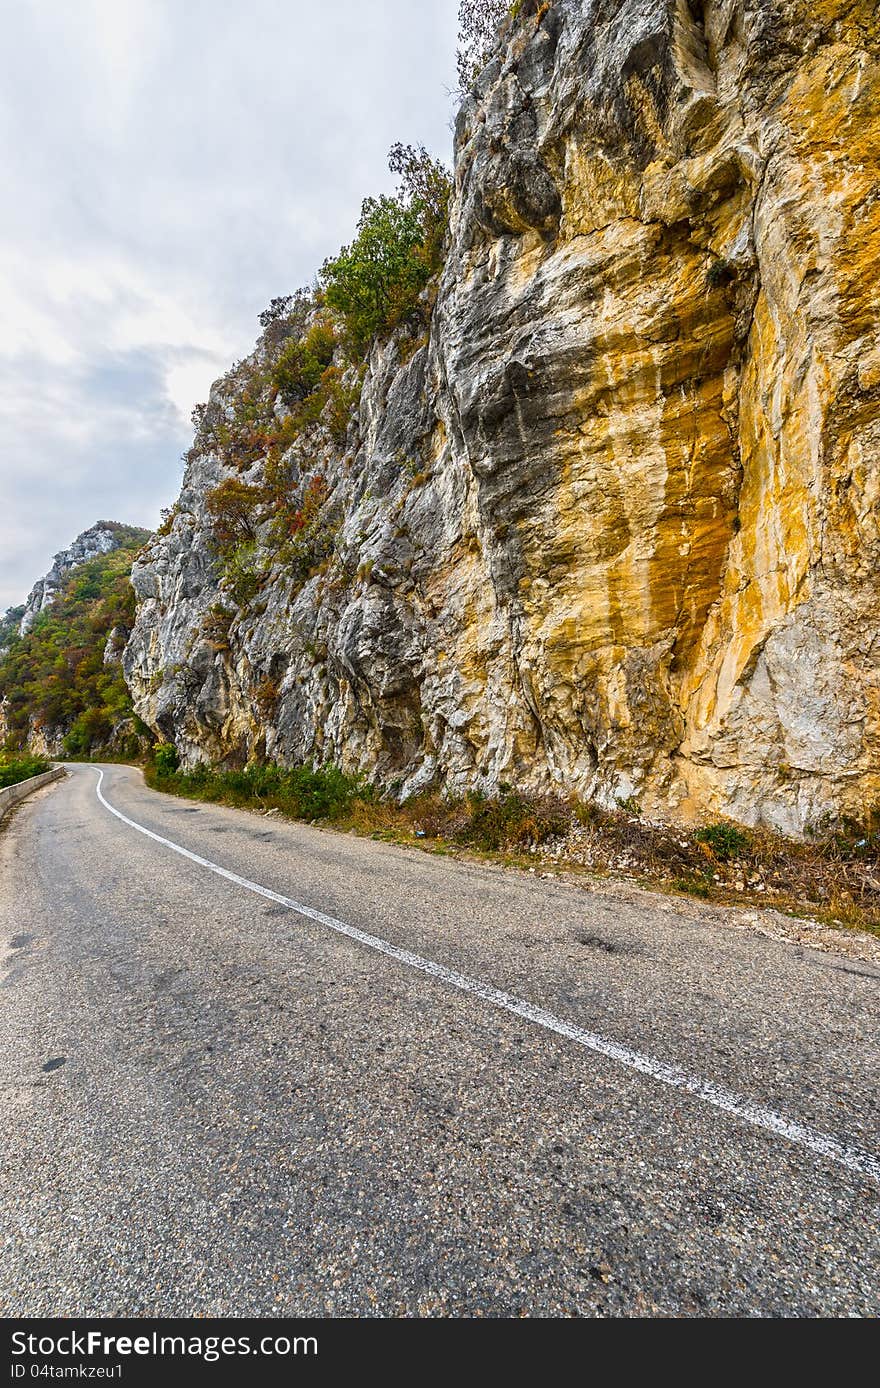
[0,766,65,822]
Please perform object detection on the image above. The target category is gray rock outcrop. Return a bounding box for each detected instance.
[124,0,880,835]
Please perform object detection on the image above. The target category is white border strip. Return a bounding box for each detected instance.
[95,768,880,1184]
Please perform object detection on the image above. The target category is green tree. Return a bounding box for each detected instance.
[456,0,513,90]
[321,195,429,352]
[272,319,337,407]
[388,142,452,269]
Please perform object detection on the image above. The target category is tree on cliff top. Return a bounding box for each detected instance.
[321,145,451,354]
[456,0,516,90]
[388,141,452,269]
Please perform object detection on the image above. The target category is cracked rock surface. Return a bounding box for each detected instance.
[126,1,880,835]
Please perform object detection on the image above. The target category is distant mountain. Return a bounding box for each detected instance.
[0,522,152,759]
[20,522,151,635]
[0,605,24,657]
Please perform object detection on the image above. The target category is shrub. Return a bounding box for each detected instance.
[254,676,280,718]
[319,366,363,445]
[271,475,339,583]
[695,821,751,861]
[0,753,50,788]
[272,319,337,408]
[192,305,361,589]
[148,758,371,824]
[257,289,313,344]
[202,604,234,652]
[153,743,180,778]
[62,707,113,757]
[156,506,177,538]
[453,790,569,852]
[259,295,295,329]
[224,542,266,606]
[321,195,430,352]
[205,478,263,556]
[673,873,712,898]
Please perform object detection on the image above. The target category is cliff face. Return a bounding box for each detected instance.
[125,0,880,835]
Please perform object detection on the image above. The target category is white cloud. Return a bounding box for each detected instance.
[0,0,459,609]
[163,352,231,428]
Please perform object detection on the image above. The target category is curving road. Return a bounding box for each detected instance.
[1,763,878,1316]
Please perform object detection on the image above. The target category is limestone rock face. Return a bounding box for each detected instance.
[125,0,880,834]
[103,625,130,667]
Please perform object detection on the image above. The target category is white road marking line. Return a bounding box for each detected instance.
[94,767,880,1185]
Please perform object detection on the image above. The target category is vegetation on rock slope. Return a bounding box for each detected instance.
[456,0,522,90]
[193,142,452,622]
[0,531,151,759]
[321,142,451,351]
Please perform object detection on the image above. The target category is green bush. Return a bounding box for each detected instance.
[0,753,50,788]
[153,744,180,778]
[147,757,371,823]
[453,790,569,852]
[272,320,337,407]
[673,873,713,898]
[695,822,751,861]
[321,195,430,352]
[224,542,266,606]
[321,143,450,353]
[63,708,113,757]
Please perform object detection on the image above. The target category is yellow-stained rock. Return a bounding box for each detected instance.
[125,1,880,836]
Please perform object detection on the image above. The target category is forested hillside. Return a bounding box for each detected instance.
[0,530,151,758]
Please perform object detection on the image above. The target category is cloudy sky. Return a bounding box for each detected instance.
[0,0,458,610]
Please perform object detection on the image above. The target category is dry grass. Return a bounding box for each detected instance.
[146,757,880,939]
[338,791,880,939]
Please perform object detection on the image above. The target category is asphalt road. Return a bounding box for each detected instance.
[1,764,878,1317]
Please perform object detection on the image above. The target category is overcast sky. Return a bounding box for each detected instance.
[0,0,459,610]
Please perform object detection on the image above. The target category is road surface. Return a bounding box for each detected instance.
[1,764,878,1316]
